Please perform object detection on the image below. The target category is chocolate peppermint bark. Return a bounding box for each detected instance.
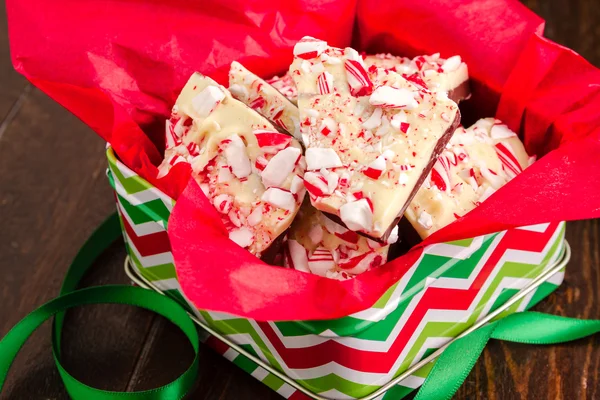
[228,61,301,140]
[364,53,471,103]
[404,118,534,240]
[290,37,460,241]
[158,73,306,257]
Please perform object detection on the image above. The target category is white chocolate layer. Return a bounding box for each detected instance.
[405,118,532,239]
[290,37,459,239]
[364,53,470,101]
[284,201,391,280]
[158,72,306,256]
[229,62,301,141]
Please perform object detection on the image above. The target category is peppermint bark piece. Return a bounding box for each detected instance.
[404,118,532,240]
[267,71,298,104]
[284,201,394,280]
[158,72,306,257]
[364,53,470,102]
[228,61,301,140]
[290,37,460,241]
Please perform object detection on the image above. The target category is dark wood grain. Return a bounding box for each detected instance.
[0,87,156,398]
[0,0,599,399]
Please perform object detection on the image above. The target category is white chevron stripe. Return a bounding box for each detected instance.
[113,176,173,211]
[277,383,296,398]
[409,337,451,368]
[225,333,270,364]
[517,223,551,232]
[113,160,175,205]
[424,236,484,259]
[149,278,181,291]
[251,367,269,381]
[317,389,354,400]
[118,198,166,235]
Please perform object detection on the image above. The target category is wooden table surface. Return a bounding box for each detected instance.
[1,1,599,399]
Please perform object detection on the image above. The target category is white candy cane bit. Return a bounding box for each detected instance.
[308,225,324,245]
[294,37,328,60]
[441,55,462,72]
[479,186,496,202]
[340,199,373,232]
[398,172,409,185]
[369,86,418,109]
[191,86,226,117]
[321,53,342,65]
[223,135,252,178]
[490,123,517,139]
[363,155,386,180]
[317,71,334,94]
[246,205,264,227]
[307,247,335,276]
[382,149,395,160]
[362,107,383,130]
[303,171,331,196]
[417,210,433,230]
[287,240,310,273]
[217,166,234,183]
[319,117,337,137]
[290,175,305,194]
[213,194,234,214]
[387,225,399,244]
[305,148,343,170]
[261,188,296,211]
[229,227,254,248]
[480,167,506,189]
[260,147,302,188]
[300,60,312,74]
[228,84,249,100]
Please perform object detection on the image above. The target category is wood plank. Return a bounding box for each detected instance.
[0,0,29,128]
[126,316,281,399]
[0,88,155,398]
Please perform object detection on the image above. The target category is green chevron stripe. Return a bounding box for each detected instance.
[261,372,286,392]
[297,374,380,398]
[372,282,400,308]
[116,192,171,226]
[199,312,283,371]
[107,148,154,195]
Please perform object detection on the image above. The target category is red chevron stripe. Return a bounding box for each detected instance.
[256,223,562,371]
[205,335,231,356]
[118,204,172,256]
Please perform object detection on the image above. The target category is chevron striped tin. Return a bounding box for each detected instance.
[106,146,566,399]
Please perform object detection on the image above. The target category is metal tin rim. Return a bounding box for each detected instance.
[124,240,570,400]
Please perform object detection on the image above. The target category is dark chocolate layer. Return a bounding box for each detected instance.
[448,80,471,103]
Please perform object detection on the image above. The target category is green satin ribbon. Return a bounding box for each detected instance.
[0,213,598,400]
[415,312,600,400]
[0,214,199,399]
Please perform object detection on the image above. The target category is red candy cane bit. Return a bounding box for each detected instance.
[399,122,410,133]
[363,167,384,180]
[402,73,428,89]
[317,72,333,94]
[186,142,200,157]
[255,156,268,171]
[297,51,319,60]
[338,253,369,270]
[334,230,360,244]
[345,60,373,97]
[249,96,266,110]
[254,132,292,149]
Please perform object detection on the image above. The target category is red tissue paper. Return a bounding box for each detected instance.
[7,0,600,321]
